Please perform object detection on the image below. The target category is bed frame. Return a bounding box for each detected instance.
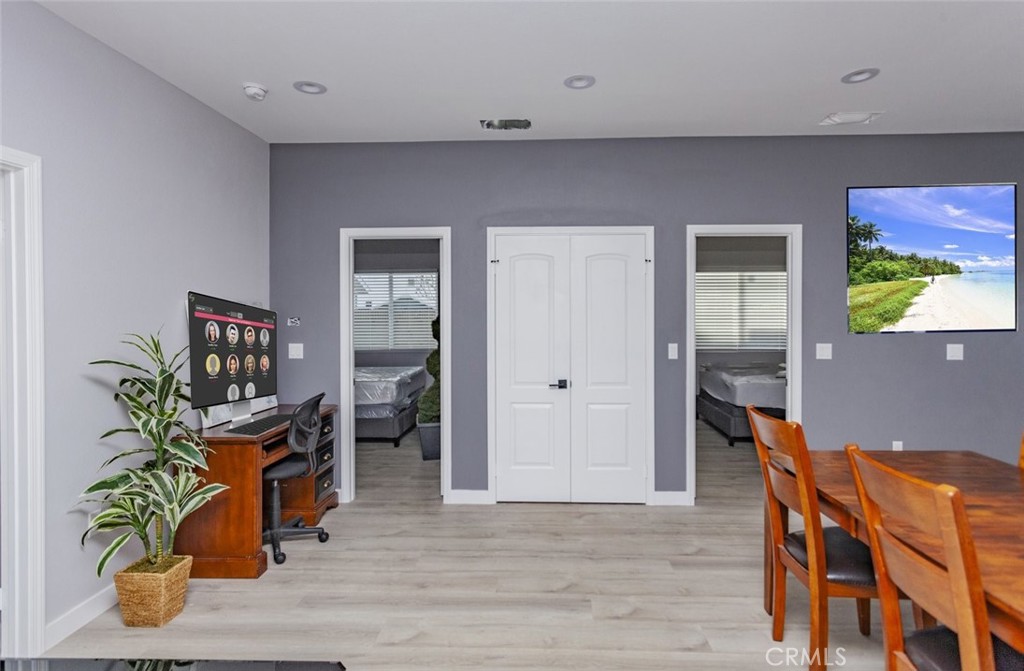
[696,390,785,446]
[355,402,419,447]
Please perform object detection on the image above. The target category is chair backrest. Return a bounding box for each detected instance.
[288,392,326,455]
[1018,433,1023,470]
[846,445,995,671]
[746,405,827,582]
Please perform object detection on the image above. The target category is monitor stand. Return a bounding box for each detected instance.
[200,395,279,430]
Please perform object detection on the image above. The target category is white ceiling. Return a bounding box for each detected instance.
[42,1,1024,144]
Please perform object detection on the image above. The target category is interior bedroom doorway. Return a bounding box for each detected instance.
[339,228,451,503]
[684,225,802,503]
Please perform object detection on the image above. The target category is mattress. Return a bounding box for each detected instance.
[699,363,786,409]
[354,366,426,406]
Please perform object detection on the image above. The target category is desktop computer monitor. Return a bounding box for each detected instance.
[187,291,278,417]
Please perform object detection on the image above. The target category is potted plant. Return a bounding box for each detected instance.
[80,332,228,627]
[417,315,441,460]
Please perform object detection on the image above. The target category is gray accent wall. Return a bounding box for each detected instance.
[271,133,1023,491]
[3,2,269,635]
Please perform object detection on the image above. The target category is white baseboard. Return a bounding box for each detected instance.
[444,488,496,504]
[647,490,695,506]
[45,583,117,651]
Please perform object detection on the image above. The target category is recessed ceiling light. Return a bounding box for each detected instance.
[841,68,880,84]
[563,74,596,90]
[819,112,884,126]
[293,81,327,95]
[480,119,533,130]
[242,82,267,102]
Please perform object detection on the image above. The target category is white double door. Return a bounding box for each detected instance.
[494,232,649,503]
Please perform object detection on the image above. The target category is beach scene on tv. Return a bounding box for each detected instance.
[848,184,1016,333]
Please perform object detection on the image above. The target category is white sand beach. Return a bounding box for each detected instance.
[882,274,1014,332]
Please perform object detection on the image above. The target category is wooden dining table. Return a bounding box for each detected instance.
[807,450,1024,654]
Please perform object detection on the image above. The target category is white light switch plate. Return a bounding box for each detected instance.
[668,343,678,360]
[816,343,832,360]
[288,343,304,359]
[946,343,964,361]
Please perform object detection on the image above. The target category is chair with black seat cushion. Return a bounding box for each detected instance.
[747,405,877,671]
[847,445,1024,671]
[263,392,330,565]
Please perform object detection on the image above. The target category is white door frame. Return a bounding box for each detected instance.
[685,224,803,501]
[339,227,452,502]
[487,226,656,504]
[0,146,47,658]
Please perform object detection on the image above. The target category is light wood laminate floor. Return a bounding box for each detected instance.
[45,424,888,670]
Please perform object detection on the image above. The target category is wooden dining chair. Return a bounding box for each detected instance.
[747,406,876,671]
[846,445,1024,671]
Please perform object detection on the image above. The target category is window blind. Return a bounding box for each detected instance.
[694,271,788,350]
[353,272,438,350]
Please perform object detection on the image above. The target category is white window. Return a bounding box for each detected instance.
[353,272,438,350]
[694,271,787,350]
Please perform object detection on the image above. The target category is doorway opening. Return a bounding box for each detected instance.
[685,225,803,503]
[339,228,451,503]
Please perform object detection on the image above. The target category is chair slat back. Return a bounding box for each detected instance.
[846,445,995,671]
[747,406,826,579]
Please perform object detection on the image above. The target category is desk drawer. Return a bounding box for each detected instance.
[316,442,335,470]
[319,414,334,439]
[315,469,335,502]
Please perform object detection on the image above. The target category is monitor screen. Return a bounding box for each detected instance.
[847,183,1017,333]
[187,291,278,409]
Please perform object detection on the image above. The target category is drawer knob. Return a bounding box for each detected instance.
[322,479,333,490]
[322,452,333,461]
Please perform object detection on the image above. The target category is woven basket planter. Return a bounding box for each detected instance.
[113,555,192,627]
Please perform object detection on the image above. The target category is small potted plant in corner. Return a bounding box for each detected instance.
[80,332,228,627]
[417,315,441,461]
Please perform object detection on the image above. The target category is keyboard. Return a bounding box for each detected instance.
[225,414,293,435]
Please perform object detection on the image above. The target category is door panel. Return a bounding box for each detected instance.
[570,235,647,503]
[583,404,630,467]
[495,236,571,502]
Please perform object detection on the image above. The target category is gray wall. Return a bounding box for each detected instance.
[3,2,269,633]
[271,133,1023,491]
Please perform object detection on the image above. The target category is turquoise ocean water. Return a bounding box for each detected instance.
[941,269,1015,321]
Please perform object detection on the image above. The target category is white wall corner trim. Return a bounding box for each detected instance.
[44,584,117,651]
[0,146,47,659]
[444,489,497,505]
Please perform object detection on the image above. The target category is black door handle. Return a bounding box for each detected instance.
[549,379,568,389]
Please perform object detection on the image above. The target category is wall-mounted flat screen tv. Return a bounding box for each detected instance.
[187,291,278,409]
[848,184,1017,333]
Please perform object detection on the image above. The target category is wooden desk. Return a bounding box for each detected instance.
[174,403,339,579]
[810,450,1024,653]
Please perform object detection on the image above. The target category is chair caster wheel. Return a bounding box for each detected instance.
[274,552,286,564]
[318,531,329,542]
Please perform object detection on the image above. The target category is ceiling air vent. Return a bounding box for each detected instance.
[480,119,532,131]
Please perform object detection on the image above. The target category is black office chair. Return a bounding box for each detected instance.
[263,392,330,564]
